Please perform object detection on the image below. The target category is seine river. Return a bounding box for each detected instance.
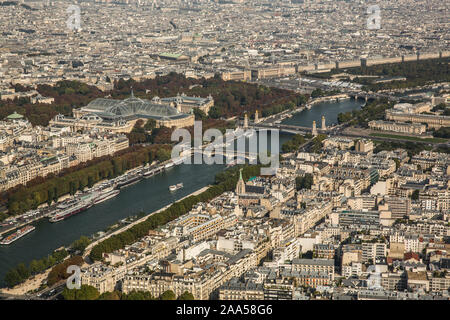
[0,99,363,286]
[282,98,364,127]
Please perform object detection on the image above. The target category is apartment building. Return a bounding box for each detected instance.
[386,110,450,129]
[81,263,127,294]
[291,258,335,281]
[380,272,407,291]
[313,244,335,259]
[218,279,264,300]
[369,120,427,135]
[362,242,387,263]
[123,249,258,300]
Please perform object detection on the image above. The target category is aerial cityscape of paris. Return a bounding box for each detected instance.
[0,0,449,310]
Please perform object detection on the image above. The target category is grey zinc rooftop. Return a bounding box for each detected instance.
[292,258,335,266]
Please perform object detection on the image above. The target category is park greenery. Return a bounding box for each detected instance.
[305,58,449,91]
[433,127,450,139]
[62,284,100,300]
[1,73,307,127]
[115,73,307,119]
[352,57,450,91]
[89,164,263,261]
[280,132,325,154]
[337,99,392,127]
[281,134,306,153]
[70,236,92,254]
[310,88,341,98]
[309,134,327,153]
[47,255,84,286]
[431,103,449,114]
[4,248,68,288]
[177,291,195,300]
[126,117,235,146]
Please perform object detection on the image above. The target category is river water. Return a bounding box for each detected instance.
[282,98,364,127]
[0,99,363,286]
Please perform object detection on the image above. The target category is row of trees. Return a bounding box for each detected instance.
[433,127,450,139]
[310,88,341,98]
[308,134,327,154]
[281,134,306,153]
[47,255,84,286]
[70,235,92,254]
[89,164,263,261]
[62,286,194,300]
[3,144,171,216]
[4,249,68,288]
[351,57,450,91]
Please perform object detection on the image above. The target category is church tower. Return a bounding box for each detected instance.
[235,168,246,195]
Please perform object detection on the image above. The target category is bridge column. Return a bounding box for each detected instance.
[360,57,367,68]
[321,116,326,131]
[312,120,317,136]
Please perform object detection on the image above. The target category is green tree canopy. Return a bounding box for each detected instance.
[193,108,207,121]
[4,269,22,288]
[70,236,91,253]
[177,291,195,300]
[98,291,121,300]
[296,174,314,191]
[160,290,176,300]
[62,285,100,300]
[123,290,154,300]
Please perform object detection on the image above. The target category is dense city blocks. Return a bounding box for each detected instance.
[0,0,448,309]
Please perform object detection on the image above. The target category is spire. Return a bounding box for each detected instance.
[235,168,246,195]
